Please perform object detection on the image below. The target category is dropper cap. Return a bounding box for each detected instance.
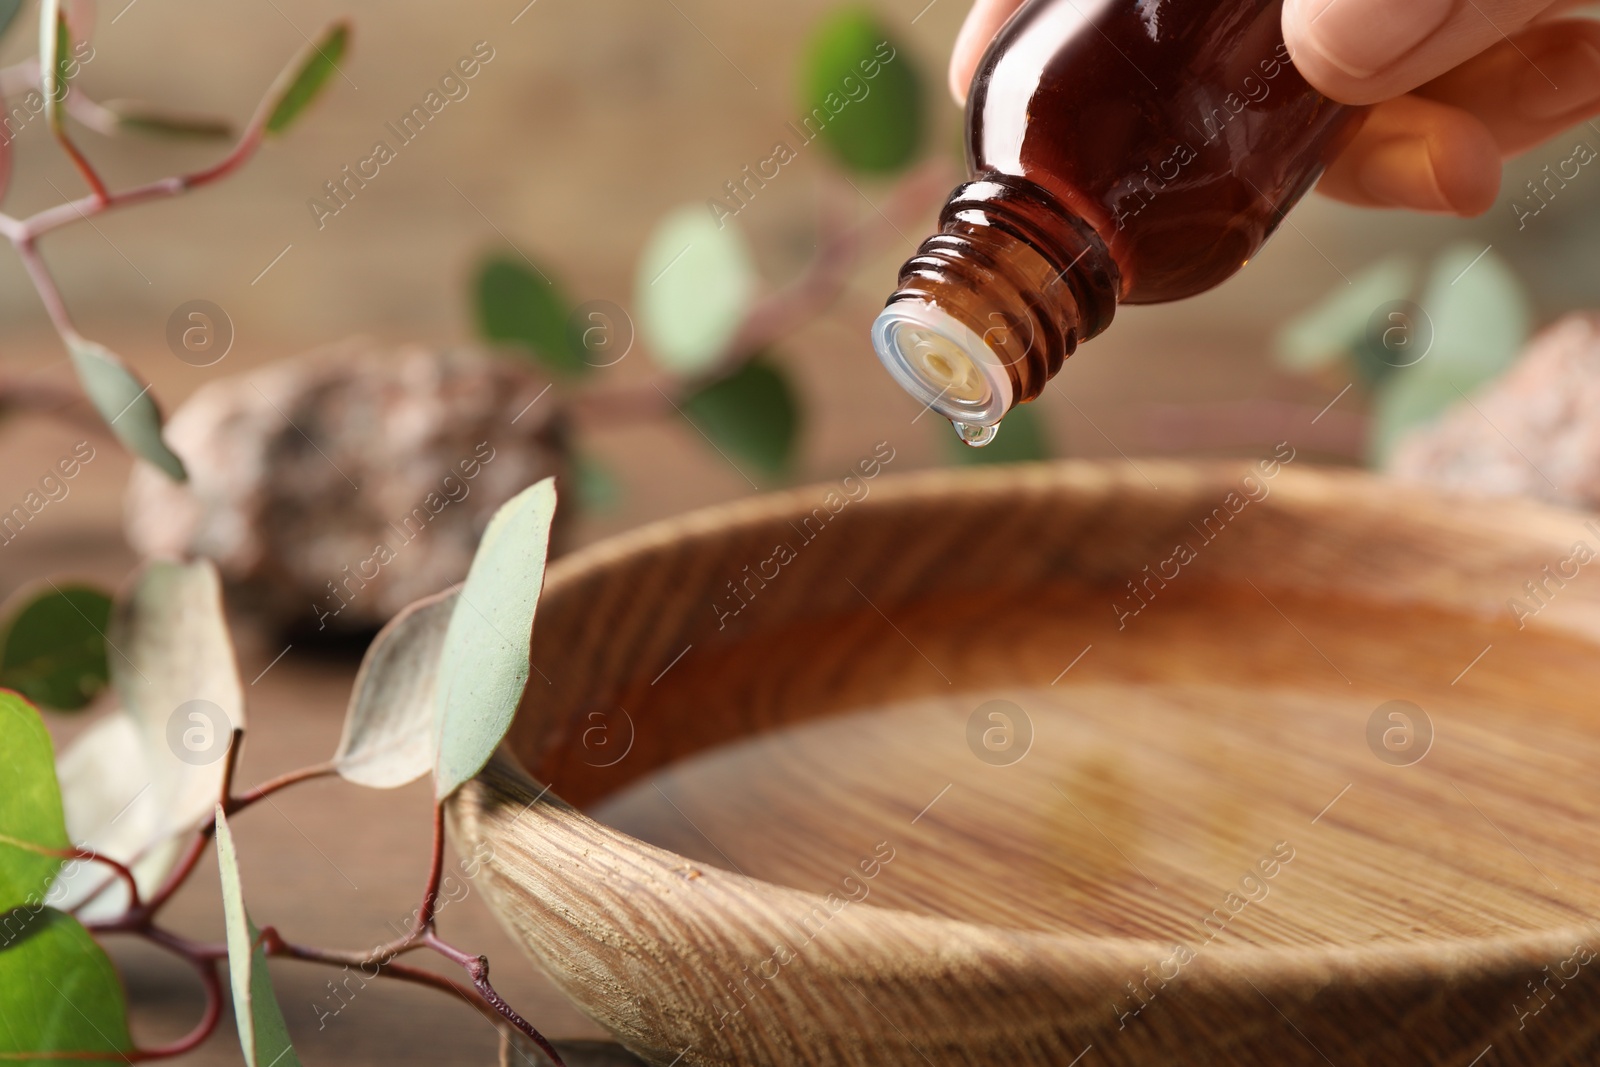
[871,298,1013,431]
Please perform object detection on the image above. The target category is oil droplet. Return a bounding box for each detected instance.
[953,420,999,448]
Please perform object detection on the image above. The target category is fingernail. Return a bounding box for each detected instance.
[1519,42,1600,121]
[1357,137,1450,211]
[1292,0,1455,79]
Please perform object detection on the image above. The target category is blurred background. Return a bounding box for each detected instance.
[3,0,1599,1063]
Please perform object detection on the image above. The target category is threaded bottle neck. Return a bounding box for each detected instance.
[873,174,1120,427]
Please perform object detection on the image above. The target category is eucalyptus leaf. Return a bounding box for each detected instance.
[0,691,70,913]
[264,20,349,135]
[1415,243,1530,383]
[52,712,180,921]
[433,479,557,798]
[0,907,133,1066]
[0,584,112,711]
[104,100,234,140]
[38,3,67,125]
[574,452,621,512]
[1273,255,1416,374]
[0,0,23,41]
[107,560,244,838]
[475,256,586,376]
[334,588,455,789]
[681,356,800,478]
[948,402,1050,466]
[1370,245,1530,464]
[67,338,185,481]
[801,8,923,174]
[215,808,302,1067]
[635,205,756,375]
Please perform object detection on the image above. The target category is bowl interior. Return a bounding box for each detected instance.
[502,461,1600,950]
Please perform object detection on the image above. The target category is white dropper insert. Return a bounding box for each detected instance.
[871,299,1012,444]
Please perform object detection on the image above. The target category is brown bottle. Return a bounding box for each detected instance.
[872,0,1364,445]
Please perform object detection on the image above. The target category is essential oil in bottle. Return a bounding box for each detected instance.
[872,0,1364,446]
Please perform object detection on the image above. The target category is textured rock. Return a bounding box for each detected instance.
[1390,314,1600,508]
[126,340,569,634]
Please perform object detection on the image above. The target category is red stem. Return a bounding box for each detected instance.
[417,802,446,932]
[136,758,336,921]
[3,80,272,243]
[423,931,567,1067]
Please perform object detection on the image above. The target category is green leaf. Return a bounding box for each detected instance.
[0,691,70,913]
[215,808,302,1067]
[0,908,133,1066]
[108,560,244,838]
[433,479,557,798]
[1417,243,1530,383]
[0,585,111,712]
[681,356,800,478]
[1370,245,1530,464]
[334,589,454,789]
[635,205,756,375]
[39,3,69,130]
[103,99,234,140]
[264,20,349,135]
[67,338,185,481]
[1273,256,1416,375]
[0,0,24,40]
[474,256,587,376]
[947,403,1050,465]
[800,8,923,174]
[574,453,621,512]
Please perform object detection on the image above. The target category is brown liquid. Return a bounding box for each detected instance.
[876,0,1365,417]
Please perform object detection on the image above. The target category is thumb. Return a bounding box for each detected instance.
[1283,0,1557,104]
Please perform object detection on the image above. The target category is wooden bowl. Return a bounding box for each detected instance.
[451,461,1600,1066]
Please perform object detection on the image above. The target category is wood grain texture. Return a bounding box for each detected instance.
[449,460,1600,1066]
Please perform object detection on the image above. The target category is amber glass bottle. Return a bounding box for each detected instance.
[872,0,1363,444]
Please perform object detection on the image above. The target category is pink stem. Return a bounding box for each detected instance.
[423,931,568,1067]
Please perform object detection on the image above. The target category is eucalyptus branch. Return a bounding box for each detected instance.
[571,156,955,426]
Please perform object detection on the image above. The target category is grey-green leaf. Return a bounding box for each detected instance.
[215,808,302,1067]
[39,4,70,131]
[334,588,455,789]
[0,691,70,913]
[574,452,621,512]
[474,256,587,376]
[1273,256,1416,374]
[0,584,112,711]
[1370,245,1530,464]
[67,338,185,481]
[681,356,800,478]
[108,559,244,838]
[801,8,923,175]
[635,205,756,376]
[433,479,557,798]
[264,20,349,135]
[0,0,23,41]
[104,99,234,140]
[52,711,179,921]
[0,907,133,1066]
[948,402,1050,466]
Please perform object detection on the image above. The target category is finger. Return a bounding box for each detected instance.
[1317,94,1502,214]
[950,0,1026,106]
[1416,17,1600,155]
[1283,0,1557,105]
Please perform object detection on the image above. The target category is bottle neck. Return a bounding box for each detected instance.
[876,174,1120,423]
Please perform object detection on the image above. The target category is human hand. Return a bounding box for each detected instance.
[948,0,1600,216]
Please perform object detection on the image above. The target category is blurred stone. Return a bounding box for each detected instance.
[126,339,569,635]
[1390,314,1600,507]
